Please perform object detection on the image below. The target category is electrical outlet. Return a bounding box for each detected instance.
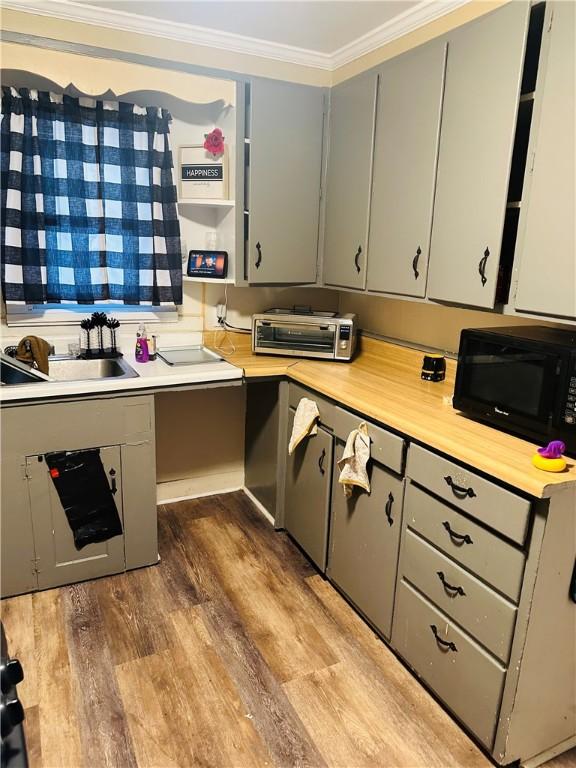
[216,303,227,325]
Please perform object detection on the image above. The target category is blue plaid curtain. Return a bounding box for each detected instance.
[1,87,182,306]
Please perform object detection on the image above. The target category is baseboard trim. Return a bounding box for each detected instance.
[158,486,243,505]
[156,473,243,504]
[242,487,275,526]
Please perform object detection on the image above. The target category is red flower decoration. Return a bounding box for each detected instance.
[204,128,225,157]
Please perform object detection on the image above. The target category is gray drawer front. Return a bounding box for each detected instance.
[402,529,517,663]
[407,444,531,545]
[285,409,333,571]
[332,407,405,475]
[405,483,525,602]
[392,580,506,749]
[289,383,335,428]
[328,448,404,639]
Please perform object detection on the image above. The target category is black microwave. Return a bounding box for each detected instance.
[453,326,576,455]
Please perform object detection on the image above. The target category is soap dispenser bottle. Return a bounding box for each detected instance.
[135,323,149,363]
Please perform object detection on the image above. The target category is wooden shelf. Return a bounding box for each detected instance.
[178,200,235,208]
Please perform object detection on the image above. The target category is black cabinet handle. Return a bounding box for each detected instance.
[318,449,326,475]
[109,468,117,495]
[430,624,458,652]
[442,520,473,546]
[444,475,476,499]
[354,245,362,274]
[0,659,24,694]
[478,247,489,286]
[255,241,262,269]
[412,246,422,279]
[437,571,466,597]
[385,492,394,526]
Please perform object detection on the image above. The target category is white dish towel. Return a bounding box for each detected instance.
[338,422,371,498]
[289,397,320,454]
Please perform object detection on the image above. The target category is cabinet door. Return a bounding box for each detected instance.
[323,73,378,289]
[514,2,576,320]
[427,3,530,308]
[284,409,333,571]
[328,446,404,639]
[0,462,38,598]
[248,78,324,284]
[27,446,125,590]
[367,41,446,297]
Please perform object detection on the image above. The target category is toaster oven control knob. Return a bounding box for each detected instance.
[340,341,347,350]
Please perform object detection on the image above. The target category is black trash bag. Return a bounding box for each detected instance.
[45,449,122,550]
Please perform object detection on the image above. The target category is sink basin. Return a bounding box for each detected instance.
[48,356,139,382]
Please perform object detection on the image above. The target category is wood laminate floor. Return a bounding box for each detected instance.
[2,492,575,768]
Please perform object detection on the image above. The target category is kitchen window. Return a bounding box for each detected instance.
[1,87,183,325]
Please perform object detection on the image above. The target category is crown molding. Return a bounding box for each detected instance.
[2,0,471,72]
[331,0,469,68]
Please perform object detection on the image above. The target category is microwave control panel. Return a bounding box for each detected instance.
[565,359,576,425]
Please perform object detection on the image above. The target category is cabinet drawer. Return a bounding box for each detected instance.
[405,483,525,602]
[402,529,517,663]
[328,448,404,639]
[392,580,506,749]
[407,444,531,545]
[332,407,405,475]
[289,383,335,428]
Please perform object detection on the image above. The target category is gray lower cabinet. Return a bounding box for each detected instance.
[513,2,576,320]
[279,386,575,764]
[393,580,506,750]
[323,72,378,290]
[26,446,126,590]
[367,40,446,297]
[247,78,325,284]
[427,2,530,308]
[328,443,404,639]
[284,408,333,570]
[0,395,158,598]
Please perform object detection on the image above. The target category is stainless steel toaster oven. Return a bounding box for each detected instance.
[252,309,357,361]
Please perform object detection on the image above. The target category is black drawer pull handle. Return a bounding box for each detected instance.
[442,520,473,546]
[354,245,362,274]
[255,241,262,269]
[437,571,466,597]
[385,492,394,527]
[478,247,489,286]
[444,475,476,499]
[318,449,326,475]
[412,246,422,279]
[430,624,458,653]
[109,468,117,495]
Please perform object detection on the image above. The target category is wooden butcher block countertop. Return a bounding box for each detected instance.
[206,331,576,499]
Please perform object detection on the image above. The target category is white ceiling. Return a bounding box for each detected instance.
[75,1,419,54]
[3,0,469,69]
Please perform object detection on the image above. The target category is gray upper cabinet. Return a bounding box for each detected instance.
[323,72,378,290]
[248,78,324,284]
[513,2,576,321]
[427,2,530,309]
[367,41,447,297]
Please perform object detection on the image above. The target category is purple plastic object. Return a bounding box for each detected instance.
[537,440,566,459]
